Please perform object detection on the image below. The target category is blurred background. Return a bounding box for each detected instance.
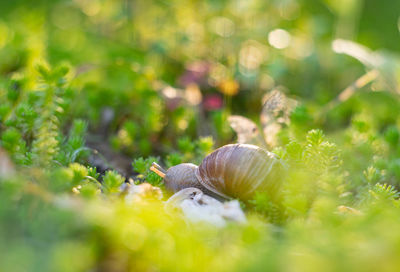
[2,2,400,272]
[1,0,400,157]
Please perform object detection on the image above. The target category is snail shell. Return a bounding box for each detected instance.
[152,144,285,201]
[196,144,283,200]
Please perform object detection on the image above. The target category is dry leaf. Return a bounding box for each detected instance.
[228,115,265,147]
[332,39,381,68]
[332,39,400,93]
[260,89,297,147]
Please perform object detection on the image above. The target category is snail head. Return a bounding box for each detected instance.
[150,162,201,193]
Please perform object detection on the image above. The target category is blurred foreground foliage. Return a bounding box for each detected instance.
[1,0,400,271]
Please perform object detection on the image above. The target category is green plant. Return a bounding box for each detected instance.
[2,1,400,271]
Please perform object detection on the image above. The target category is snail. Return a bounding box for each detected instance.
[150,143,285,201]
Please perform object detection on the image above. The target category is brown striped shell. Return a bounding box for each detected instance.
[195,144,283,200]
[162,144,284,201]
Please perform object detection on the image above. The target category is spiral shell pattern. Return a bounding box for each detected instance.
[195,144,283,200]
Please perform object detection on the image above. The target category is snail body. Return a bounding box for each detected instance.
[151,144,284,201]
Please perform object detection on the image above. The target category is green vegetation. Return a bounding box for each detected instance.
[1,0,400,271]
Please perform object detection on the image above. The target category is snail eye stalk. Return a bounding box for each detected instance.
[150,162,166,178]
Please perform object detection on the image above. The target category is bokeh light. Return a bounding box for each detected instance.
[268,29,291,49]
